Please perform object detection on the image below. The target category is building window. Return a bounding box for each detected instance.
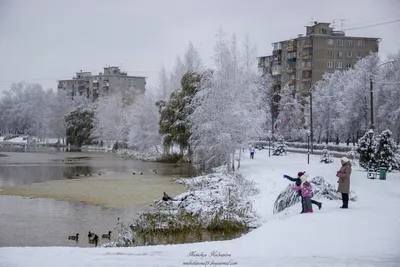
[327,61,333,68]
[357,40,363,47]
[297,51,301,57]
[346,51,352,57]
[327,39,334,45]
[356,52,362,58]
[337,51,343,58]
[347,40,353,46]
[346,63,352,69]
[296,73,301,80]
[296,62,301,69]
[337,39,343,46]
[336,62,343,69]
[326,50,333,56]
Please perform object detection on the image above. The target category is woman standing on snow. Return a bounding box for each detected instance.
[336,156,352,209]
[283,172,322,213]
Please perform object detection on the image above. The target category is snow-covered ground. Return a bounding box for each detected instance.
[0,136,59,145]
[1,151,400,267]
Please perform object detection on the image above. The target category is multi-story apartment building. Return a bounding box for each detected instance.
[259,21,380,96]
[258,21,380,129]
[57,66,146,102]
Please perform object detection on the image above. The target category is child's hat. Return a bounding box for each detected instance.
[297,171,305,177]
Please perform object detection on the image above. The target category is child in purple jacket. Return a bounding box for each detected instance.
[292,180,314,213]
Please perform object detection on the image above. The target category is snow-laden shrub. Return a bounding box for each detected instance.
[110,172,260,247]
[272,143,288,156]
[102,218,135,247]
[357,130,378,170]
[113,147,162,161]
[346,146,359,164]
[273,176,358,213]
[320,147,334,164]
[375,129,399,171]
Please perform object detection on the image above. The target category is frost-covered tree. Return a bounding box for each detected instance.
[375,52,400,143]
[375,129,399,171]
[275,86,304,141]
[126,91,162,153]
[255,73,274,133]
[92,93,128,147]
[189,31,265,172]
[357,130,378,170]
[158,65,170,100]
[311,72,340,143]
[45,90,89,144]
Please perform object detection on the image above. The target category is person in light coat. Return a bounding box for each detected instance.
[336,156,352,209]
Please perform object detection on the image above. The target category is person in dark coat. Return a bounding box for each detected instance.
[283,171,322,213]
[336,157,352,209]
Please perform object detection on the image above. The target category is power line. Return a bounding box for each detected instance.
[343,19,400,31]
[343,14,400,28]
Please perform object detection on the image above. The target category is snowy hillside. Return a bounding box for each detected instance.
[1,151,399,267]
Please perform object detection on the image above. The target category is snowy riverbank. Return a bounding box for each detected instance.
[1,151,400,267]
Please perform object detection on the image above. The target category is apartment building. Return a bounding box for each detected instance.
[258,21,380,97]
[57,66,146,102]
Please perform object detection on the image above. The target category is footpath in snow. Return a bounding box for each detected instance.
[1,150,400,267]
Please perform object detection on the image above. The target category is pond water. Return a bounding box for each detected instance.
[0,147,197,247]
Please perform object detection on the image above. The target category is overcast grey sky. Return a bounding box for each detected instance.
[0,0,399,92]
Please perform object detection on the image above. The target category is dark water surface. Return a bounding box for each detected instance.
[0,147,196,247]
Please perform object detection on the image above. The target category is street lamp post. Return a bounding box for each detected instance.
[307,130,310,164]
[308,80,325,154]
[368,60,395,130]
[268,131,272,157]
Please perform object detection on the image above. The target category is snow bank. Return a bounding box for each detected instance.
[158,173,260,227]
[106,172,260,247]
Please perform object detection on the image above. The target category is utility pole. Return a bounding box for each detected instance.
[370,77,374,130]
[310,91,314,154]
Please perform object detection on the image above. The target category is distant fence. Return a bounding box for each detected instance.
[286,142,354,153]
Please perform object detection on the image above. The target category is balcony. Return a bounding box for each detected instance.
[287,46,296,52]
[302,78,312,83]
[287,57,297,63]
[272,60,281,65]
[301,89,311,96]
[287,68,296,74]
[273,81,281,86]
[273,49,282,55]
[302,66,312,71]
[271,71,281,76]
[288,79,296,86]
[303,43,313,49]
[302,54,312,60]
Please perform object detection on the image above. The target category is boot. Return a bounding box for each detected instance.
[318,203,322,210]
[343,194,349,209]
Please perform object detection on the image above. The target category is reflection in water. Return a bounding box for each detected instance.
[0,165,94,186]
[0,195,150,247]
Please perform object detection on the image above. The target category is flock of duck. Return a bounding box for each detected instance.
[67,169,160,247]
[132,169,158,175]
[68,231,112,247]
[74,169,158,177]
